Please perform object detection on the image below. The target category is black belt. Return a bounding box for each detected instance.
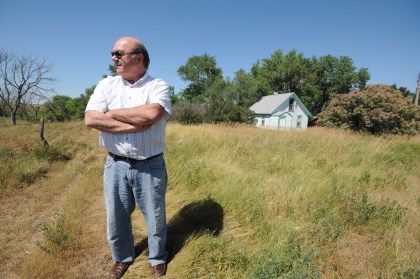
[108,152,163,163]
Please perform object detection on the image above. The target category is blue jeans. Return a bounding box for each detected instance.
[103,154,168,266]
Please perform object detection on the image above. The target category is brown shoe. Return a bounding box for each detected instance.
[109,262,131,279]
[152,263,167,277]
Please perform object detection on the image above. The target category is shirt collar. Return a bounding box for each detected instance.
[122,72,149,87]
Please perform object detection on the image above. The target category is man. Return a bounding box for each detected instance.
[85,37,171,278]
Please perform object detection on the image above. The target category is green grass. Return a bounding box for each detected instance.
[0,119,419,278]
[164,124,419,278]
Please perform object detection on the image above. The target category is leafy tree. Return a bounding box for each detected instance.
[251,50,308,94]
[64,65,114,121]
[203,78,229,122]
[168,85,180,105]
[176,50,371,124]
[0,50,55,125]
[319,84,420,135]
[66,85,95,120]
[42,95,73,122]
[250,50,370,115]
[390,83,415,100]
[225,69,265,108]
[177,54,223,102]
[106,64,117,77]
[204,78,254,123]
[305,55,370,113]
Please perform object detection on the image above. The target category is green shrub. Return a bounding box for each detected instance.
[248,240,320,279]
[400,268,420,279]
[320,84,420,135]
[38,214,69,254]
[174,103,205,125]
[0,148,13,159]
[19,172,38,185]
[33,145,69,162]
[204,100,254,123]
[346,192,406,227]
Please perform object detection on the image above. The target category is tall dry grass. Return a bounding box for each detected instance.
[164,124,419,278]
[0,119,418,278]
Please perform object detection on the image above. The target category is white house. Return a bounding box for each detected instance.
[250,92,312,129]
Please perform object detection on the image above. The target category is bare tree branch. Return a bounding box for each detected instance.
[0,50,55,124]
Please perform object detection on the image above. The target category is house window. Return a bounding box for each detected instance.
[289,98,295,112]
[261,118,265,126]
[297,115,302,128]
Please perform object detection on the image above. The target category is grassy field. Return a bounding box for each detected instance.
[0,118,418,278]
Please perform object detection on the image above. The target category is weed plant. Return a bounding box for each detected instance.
[38,213,69,254]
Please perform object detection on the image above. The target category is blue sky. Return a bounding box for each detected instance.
[1,0,419,98]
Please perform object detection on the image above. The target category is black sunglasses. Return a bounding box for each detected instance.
[111,51,140,59]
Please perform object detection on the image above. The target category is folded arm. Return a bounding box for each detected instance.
[84,103,165,134]
[105,103,165,126]
[84,110,151,133]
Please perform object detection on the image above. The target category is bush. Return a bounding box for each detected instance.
[172,103,205,125]
[248,241,319,279]
[38,214,70,254]
[204,101,255,124]
[33,145,70,162]
[319,85,420,135]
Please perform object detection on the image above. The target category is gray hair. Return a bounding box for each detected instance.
[132,43,150,69]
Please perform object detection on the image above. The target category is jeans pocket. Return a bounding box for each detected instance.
[104,156,115,169]
[148,156,165,169]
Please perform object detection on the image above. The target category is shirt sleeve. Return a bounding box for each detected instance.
[85,78,110,113]
[149,79,171,116]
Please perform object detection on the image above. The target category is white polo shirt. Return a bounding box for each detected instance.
[85,73,171,160]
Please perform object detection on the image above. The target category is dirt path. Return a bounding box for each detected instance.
[0,125,107,278]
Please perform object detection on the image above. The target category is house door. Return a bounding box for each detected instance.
[279,116,286,128]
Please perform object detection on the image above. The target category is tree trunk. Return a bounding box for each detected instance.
[11,110,17,125]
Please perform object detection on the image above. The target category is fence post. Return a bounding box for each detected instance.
[40,118,49,147]
[415,74,419,106]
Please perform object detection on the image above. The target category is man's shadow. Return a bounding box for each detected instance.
[135,197,224,263]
